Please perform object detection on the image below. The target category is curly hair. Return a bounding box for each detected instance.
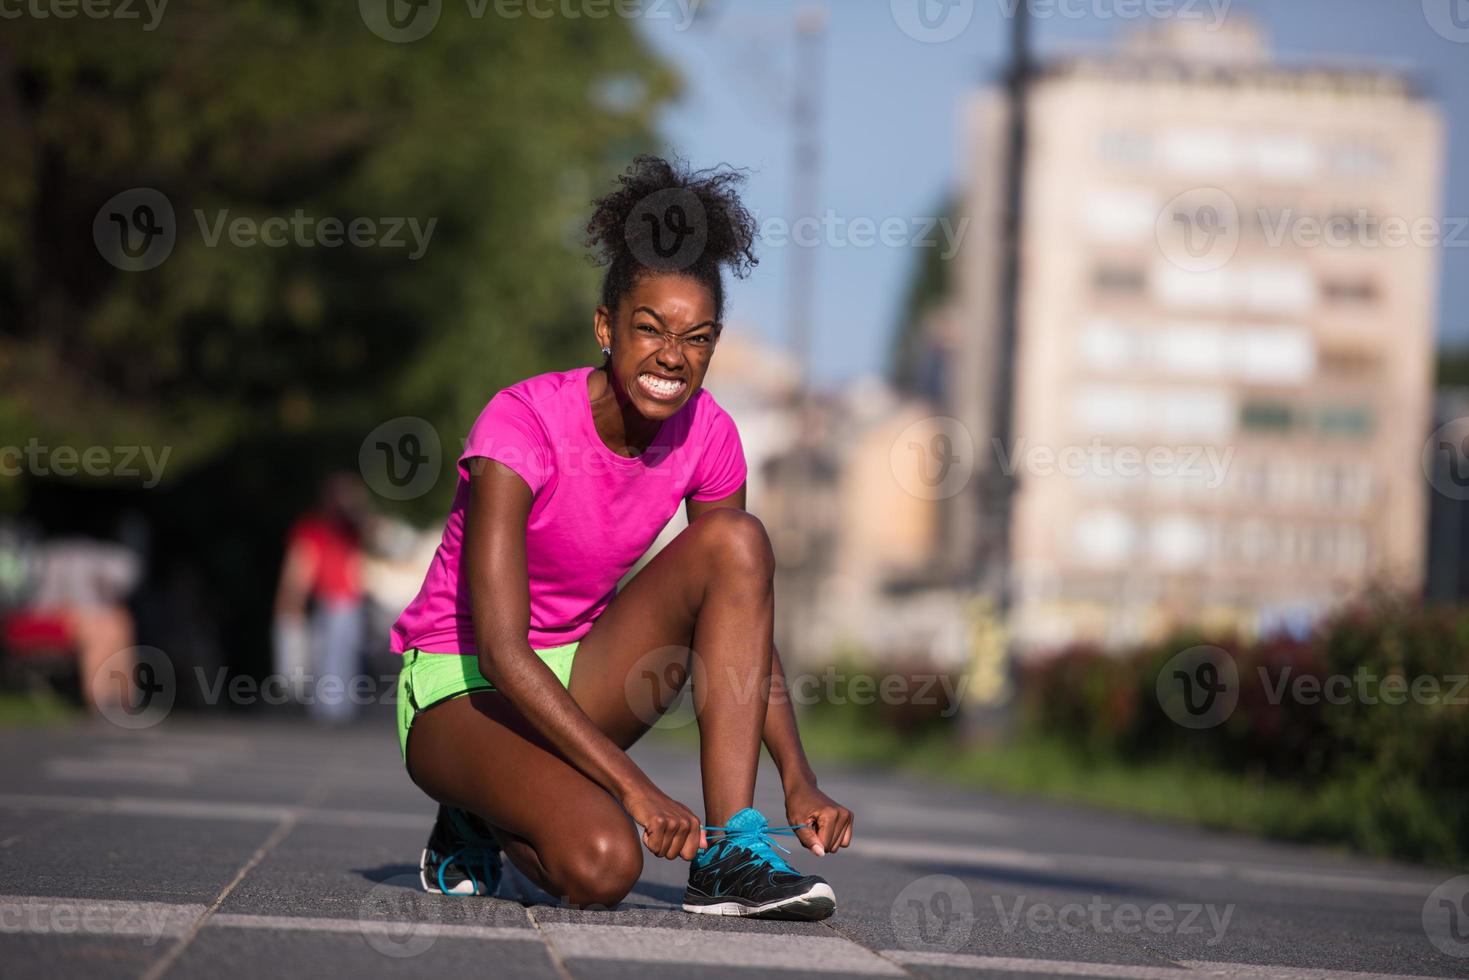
[586,155,759,324]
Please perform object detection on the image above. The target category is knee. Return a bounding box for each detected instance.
[550,823,644,910]
[690,508,774,583]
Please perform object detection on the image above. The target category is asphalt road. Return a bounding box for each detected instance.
[1,710,1467,980]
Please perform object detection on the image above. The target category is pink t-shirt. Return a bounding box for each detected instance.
[390,366,747,653]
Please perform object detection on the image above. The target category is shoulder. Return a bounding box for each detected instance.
[492,366,589,412]
[686,385,739,435]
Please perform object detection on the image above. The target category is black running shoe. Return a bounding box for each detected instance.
[682,807,836,920]
[419,804,503,897]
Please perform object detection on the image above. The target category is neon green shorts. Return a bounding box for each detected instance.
[395,644,579,762]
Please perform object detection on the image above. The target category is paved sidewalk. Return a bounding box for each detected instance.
[0,714,1465,979]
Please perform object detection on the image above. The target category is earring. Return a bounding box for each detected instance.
[600,346,612,357]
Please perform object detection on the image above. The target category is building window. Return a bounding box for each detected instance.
[1317,406,1374,436]
[1321,279,1377,305]
[1241,401,1296,431]
[1093,265,1146,295]
[1098,131,1152,167]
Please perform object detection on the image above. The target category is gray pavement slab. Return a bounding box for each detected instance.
[1,716,1467,980]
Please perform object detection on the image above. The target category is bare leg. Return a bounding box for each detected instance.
[403,508,776,906]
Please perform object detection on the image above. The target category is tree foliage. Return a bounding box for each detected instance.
[0,0,678,517]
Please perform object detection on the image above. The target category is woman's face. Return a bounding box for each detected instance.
[595,273,719,421]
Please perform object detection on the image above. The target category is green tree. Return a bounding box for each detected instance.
[0,2,679,670]
[0,0,677,517]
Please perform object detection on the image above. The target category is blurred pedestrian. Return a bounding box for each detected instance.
[28,538,142,713]
[274,473,370,724]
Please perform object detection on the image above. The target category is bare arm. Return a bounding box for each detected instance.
[468,460,705,860]
[465,459,654,802]
[274,540,315,618]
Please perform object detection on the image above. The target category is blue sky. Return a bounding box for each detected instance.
[638,0,1469,386]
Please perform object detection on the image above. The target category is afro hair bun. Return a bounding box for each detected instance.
[586,155,759,321]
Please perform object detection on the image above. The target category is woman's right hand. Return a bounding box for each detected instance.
[621,786,707,861]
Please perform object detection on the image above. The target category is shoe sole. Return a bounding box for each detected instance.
[682,882,836,921]
[418,847,492,896]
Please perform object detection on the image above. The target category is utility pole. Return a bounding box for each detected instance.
[984,0,1032,608]
[780,3,827,663]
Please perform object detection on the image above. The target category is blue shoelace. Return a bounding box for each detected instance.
[698,818,807,876]
[436,810,502,897]
[436,845,500,897]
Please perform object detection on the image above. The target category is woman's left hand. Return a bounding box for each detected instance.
[785,779,854,857]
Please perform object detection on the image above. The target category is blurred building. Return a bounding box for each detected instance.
[948,19,1444,654]
[696,331,978,671]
